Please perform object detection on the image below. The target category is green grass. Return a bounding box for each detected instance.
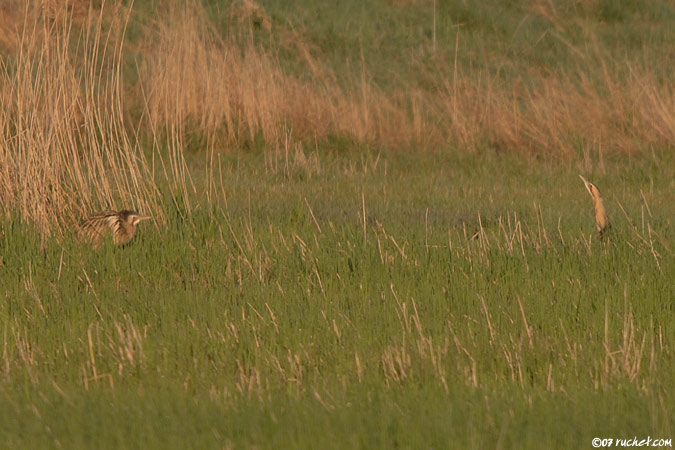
[1,150,673,448]
[238,0,675,80]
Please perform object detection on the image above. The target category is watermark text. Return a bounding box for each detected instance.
[592,437,672,448]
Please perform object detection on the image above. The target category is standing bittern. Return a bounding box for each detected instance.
[579,175,611,238]
[79,210,151,249]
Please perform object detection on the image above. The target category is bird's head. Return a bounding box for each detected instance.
[119,210,152,229]
[578,175,602,200]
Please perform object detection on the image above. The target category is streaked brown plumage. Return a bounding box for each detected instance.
[80,210,151,249]
[579,175,610,238]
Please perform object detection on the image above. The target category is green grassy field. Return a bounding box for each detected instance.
[1,0,674,448]
[1,151,673,449]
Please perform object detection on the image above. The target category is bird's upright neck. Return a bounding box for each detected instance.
[593,195,605,210]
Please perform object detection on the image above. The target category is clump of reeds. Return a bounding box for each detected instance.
[0,1,163,239]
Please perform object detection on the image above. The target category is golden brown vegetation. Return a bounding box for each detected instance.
[0,1,166,237]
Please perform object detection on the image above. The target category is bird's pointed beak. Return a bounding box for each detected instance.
[133,215,152,225]
[578,174,593,196]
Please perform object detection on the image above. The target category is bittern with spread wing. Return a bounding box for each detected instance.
[579,175,610,238]
[80,210,151,249]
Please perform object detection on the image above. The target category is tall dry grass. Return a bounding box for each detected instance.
[434,64,675,156]
[137,1,674,156]
[0,1,165,238]
[137,2,433,151]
